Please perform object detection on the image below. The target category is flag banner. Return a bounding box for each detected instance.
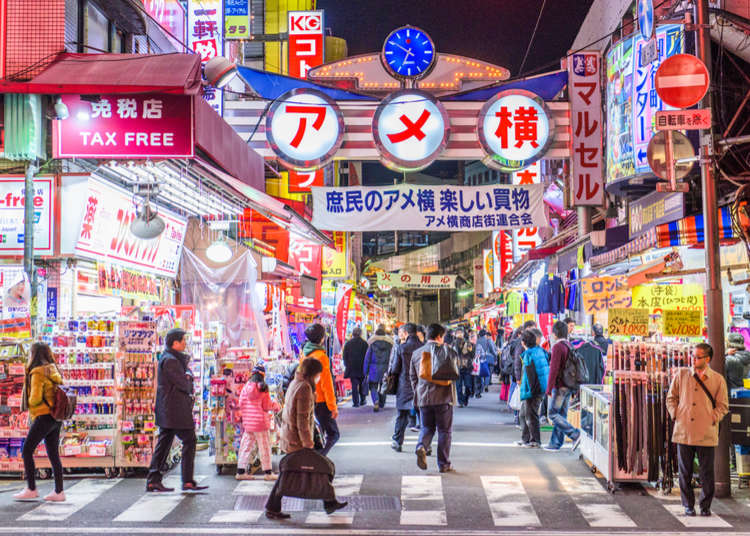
[377,272,457,290]
[311,183,547,232]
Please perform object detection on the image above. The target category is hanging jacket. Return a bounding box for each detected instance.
[342,336,368,378]
[520,346,550,400]
[26,364,63,420]
[577,341,606,385]
[363,336,393,383]
[536,275,565,314]
[301,342,337,413]
[239,381,281,432]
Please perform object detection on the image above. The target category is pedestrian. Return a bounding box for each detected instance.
[410,323,458,473]
[301,323,339,457]
[416,325,426,344]
[389,323,421,452]
[592,323,612,358]
[15,343,65,502]
[455,329,475,407]
[145,329,206,492]
[666,343,728,517]
[724,333,750,390]
[364,326,393,411]
[236,364,281,481]
[477,328,498,391]
[342,327,369,408]
[516,330,549,448]
[265,357,347,519]
[543,321,582,452]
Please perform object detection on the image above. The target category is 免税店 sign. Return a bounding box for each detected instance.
[377,272,456,290]
[53,94,193,159]
[0,176,54,255]
[311,183,547,232]
[74,177,187,278]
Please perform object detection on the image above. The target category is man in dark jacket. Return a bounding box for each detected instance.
[364,327,393,411]
[342,327,369,407]
[410,323,458,472]
[146,329,206,492]
[725,333,750,389]
[389,323,421,451]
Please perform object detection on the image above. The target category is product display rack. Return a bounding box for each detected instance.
[0,341,31,475]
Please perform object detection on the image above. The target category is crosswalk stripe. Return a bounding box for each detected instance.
[209,510,263,523]
[305,511,354,524]
[114,475,208,522]
[233,480,275,495]
[663,503,731,527]
[401,475,446,526]
[481,475,540,527]
[332,474,363,496]
[19,478,121,521]
[557,476,635,527]
[401,475,442,501]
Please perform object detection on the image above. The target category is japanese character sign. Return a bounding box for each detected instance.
[632,283,703,314]
[373,90,450,172]
[581,276,632,314]
[312,183,547,232]
[288,11,325,79]
[225,0,250,40]
[288,235,322,311]
[569,51,604,206]
[377,272,456,290]
[267,89,344,170]
[188,0,223,63]
[511,162,542,259]
[478,89,554,171]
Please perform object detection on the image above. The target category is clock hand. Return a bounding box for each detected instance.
[393,43,414,57]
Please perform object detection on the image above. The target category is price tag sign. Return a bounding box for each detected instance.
[662,309,702,337]
[608,308,650,336]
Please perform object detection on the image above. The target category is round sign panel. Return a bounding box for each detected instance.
[647,130,695,180]
[372,90,450,172]
[655,54,710,109]
[477,89,555,172]
[266,89,345,170]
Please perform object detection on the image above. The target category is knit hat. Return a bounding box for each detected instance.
[728,333,746,350]
[252,364,266,376]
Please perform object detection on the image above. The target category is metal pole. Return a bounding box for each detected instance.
[23,161,38,295]
[696,0,730,498]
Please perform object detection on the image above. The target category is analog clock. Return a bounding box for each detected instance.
[381,25,436,79]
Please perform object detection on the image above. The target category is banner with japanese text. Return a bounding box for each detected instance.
[580,276,631,314]
[322,232,348,278]
[377,272,456,290]
[312,183,547,232]
[632,283,703,313]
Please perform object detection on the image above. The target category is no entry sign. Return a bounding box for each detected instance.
[654,54,709,109]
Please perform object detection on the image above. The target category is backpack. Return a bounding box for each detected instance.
[561,341,589,390]
[499,340,517,376]
[45,385,76,422]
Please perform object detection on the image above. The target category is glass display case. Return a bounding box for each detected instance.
[579,385,611,483]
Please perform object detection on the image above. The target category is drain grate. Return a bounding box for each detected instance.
[235,495,401,512]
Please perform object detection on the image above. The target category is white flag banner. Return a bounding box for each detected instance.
[377,272,457,290]
[311,183,547,232]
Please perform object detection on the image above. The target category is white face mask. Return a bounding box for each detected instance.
[314,375,322,384]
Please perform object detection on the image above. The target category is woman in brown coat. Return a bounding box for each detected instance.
[265,357,347,519]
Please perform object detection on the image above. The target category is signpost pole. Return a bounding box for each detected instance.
[696,0,730,498]
[23,160,38,299]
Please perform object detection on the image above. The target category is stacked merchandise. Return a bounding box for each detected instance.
[116,320,158,468]
[611,341,690,492]
[202,327,218,436]
[188,329,203,434]
[0,342,30,474]
[38,318,118,472]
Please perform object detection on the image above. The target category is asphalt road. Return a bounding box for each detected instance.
[1,383,749,536]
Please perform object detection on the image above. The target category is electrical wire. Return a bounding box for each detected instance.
[518,0,547,76]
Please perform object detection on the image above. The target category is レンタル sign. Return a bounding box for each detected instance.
[662,308,702,337]
[377,272,456,290]
[311,183,547,232]
[568,51,604,206]
[608,307,649,336]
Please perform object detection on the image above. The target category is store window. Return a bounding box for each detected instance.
[85,2,109,52]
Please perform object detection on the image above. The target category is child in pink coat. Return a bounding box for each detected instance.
[236,364,281,480]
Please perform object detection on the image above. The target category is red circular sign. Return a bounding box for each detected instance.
[654,54,710,109]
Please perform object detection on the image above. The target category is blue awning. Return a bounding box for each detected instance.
[443,70,568,101]
[237,66,377,101]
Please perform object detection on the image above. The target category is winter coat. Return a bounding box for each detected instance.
[239,381,281,432]
[25,364,63,420]
[477,336,498,366]
[536,275,565,314]
[277,448,336,501]
[456,340,476,373]
[389,335,421,410]
[594,335,612,359]
[281,370,316,453]
[363,335,393,383]
[667,367,729,447]
[300,342,337,413]
[155,347,194,430]
[409,341,458,407]
[342,337,368,379]
[511,337,525,382]
[520,346,549,400]
[577,341,606,385]
[725,350,750,389]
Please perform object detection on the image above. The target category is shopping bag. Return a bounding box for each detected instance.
[379,372,398,396]
[509,385,521,411]
[472,360,481,376]
[499,383,510,402]
[419,352,453,386]
[430,344,459,382]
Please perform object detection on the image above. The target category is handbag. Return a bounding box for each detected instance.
[379,372,399,396]
[430,344,459,382]
[479,361,491,378]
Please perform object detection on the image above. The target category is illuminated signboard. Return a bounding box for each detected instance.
[288,10,325,79]
[187,0,224,115]
[266,89,344,170]
[511,162,542,260]
[225,0,250,40]
[372,89,449,172]
[477,89,555,171]
[142,0,186,50]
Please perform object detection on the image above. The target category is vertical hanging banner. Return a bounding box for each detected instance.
[568,51,604,206]
[225,0,250,39]
[511,162,543,258]
[288,10,325,79]
[493,230,513,289]
[187,0,224,115]
[483,249,494,298]
[288,235,322,311]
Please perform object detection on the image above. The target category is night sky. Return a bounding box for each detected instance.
[317,0,595,77]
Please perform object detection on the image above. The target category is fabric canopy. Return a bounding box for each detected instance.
[237,65,377,101]
[0,53,203,95]
[444,70,568,101]
[656,206,735,247]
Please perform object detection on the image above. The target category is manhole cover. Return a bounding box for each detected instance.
[235,495,401,512]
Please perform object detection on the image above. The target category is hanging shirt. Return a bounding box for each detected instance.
[536,275,565,314]
[506,292,523,317]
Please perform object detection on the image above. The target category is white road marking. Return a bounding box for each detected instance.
[210,510,263,523]
[113,475,208,522]
[19,478,121,521]
[401,475,442,501]
[481,475,540,527]
[577,503,636,527]
[557,476,606,495]
[557,476,635,527]
[305,511,354,524]
[399,510,447,525]
[233,479,276,495]
[663,503,731,527]
[332,474,363,496]
[401,475,446,526]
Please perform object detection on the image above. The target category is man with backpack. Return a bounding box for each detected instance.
[543,320,582,452]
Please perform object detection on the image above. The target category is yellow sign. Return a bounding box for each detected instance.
[512,314,535,328]
[608,308,650,337]
[322,232,348,278]
[580,276,631,314]
[632,284,703,312]
[663,309,703,338]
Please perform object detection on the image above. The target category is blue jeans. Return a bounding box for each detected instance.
[547,387,579,449]
[457,371,474,405]
[417,404,453,469]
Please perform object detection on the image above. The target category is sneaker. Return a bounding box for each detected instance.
[391,441,402,452]
[416,446,428,470]
[515,440,527,446]
[439,465,456,473]
[685,507,696,517]
[12,488,39,501]
[264,473,279,481]
[700,509,711,516]
[543,445,561,452]
[43,491,65,502]
[526,441,541,448]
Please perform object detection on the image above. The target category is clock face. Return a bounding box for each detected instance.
[381,26,436,79]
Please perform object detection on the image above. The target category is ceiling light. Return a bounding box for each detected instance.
[206,235,233,263]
